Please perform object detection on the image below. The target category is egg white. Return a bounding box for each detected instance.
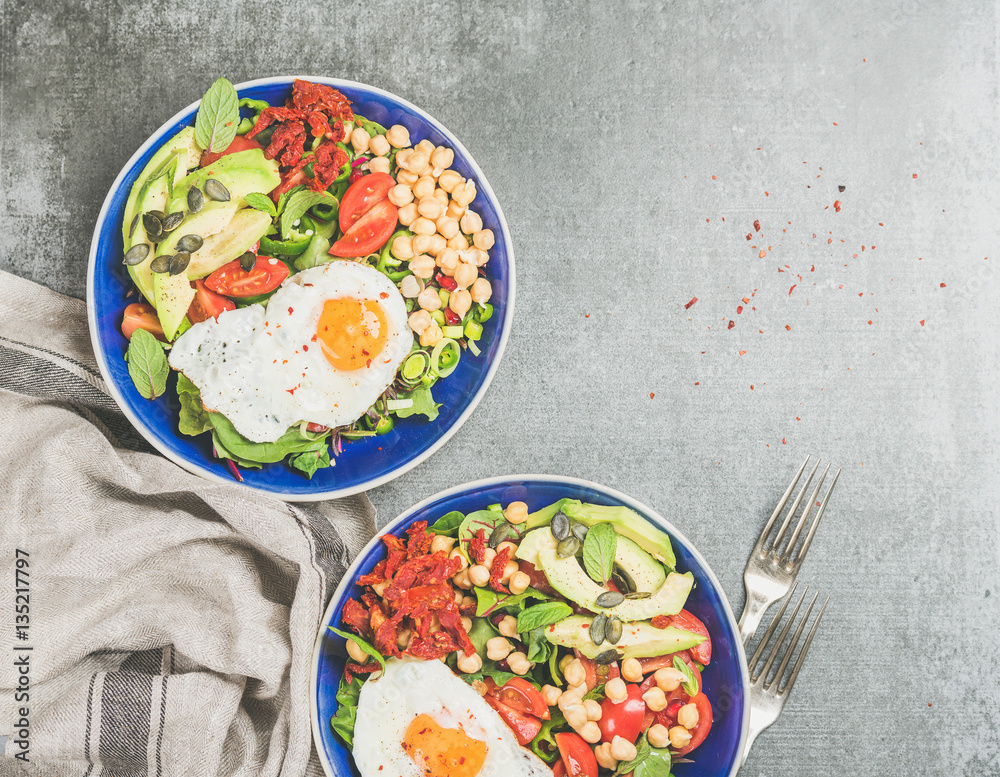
[352,658,553,777]
[169,260,412,443]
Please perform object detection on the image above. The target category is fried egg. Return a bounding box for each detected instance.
[169,261,412,442]
[352,658,552,777]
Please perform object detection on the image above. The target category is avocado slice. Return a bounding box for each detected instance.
[160,201,241,254]
[166,149,280,215]
[152,272,196,341]
[526,500,676,569]
[185,208,273,279]
[545,615,705,660]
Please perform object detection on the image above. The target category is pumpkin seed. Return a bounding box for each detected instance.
[142,212,163,241]
[187,186,204,213]
[175,234,203,253]
[624,591,652,600]
[128,213,140,239]
[168,251,191,276]
[149,254,172,273]
[123,243,150,266]
[612,567,637,594]
[556,536,581,558]
[488,522,512,549]
[550,511,571,541]
[595,590,625,608]
[589,613,607,646]
[571,523,589,541]
[204,178,230,202]
[147,210,166,221]
[593,649,623,665]
[605,616,623,644]
[161,211,184,232]
[238,250,256,272]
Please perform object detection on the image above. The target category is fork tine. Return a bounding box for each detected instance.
[748,582,800,677]
[772,589,819,686]
[781,595,829,694]
[753,455,810,553]
[795,467,841,564]
[780,464,830,561]
[758,586,808,683]
[769,458,821,552]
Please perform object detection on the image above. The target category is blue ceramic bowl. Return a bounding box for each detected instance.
[311,476,750,777]
[87,77,515,500]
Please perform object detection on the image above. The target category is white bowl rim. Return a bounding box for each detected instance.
[86,75,517,502]
[310,474,751,777]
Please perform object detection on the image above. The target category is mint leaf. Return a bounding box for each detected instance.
[614,734,651,776]
[392,385,440,422]
[474,586,550,617]
[582,522,617,585]
[280,189,339,239]
[290,446,332,479]
[429,510,465,537]
[635,746,673,777]
[194,77,240,153]
[244,192,277,217]
[176,373,212,436]
[328,627,386,671]
[126,329,169,400]
[517,602,572,634]
[525,627,550,663]
[673,655,699,697]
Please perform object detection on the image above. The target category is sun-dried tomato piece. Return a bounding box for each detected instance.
[344,660,381,684]
[406,633,451,660]
[406,521,433,558]
[383,548,407,581]
[357,559,387,587]
[291,79,354,122]
[383,533,406,553]
[437,609,475,655]
[469,529,488,565]
[247,106,305,140]
[265,121,307,167]
[341,598,372,638]
[489,546,511,593]
[650,615,673,629]
[458,598,477,617]
[373,613,403,658]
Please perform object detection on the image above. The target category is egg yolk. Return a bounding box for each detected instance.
[401,714,488,777]
[316,297,388,371]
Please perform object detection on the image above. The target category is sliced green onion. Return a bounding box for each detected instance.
[438,289,451,307]
[431,310,446,327]
[375,415,395,435]
[430,338,461,378]
[476,303,494,322]
[401,352,430,381]
[386,398,414,411]
[442,325,464,339]
[464,320,483,340]
[487,503,503,513]
[341,430,376,440]
[468,339,481,356]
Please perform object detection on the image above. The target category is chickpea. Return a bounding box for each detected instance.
[452,180,477,207]
[448,547,469,570]
[501,560,519,583]
[604,677,628,704]
[504,501,529,524]
[498,615,519,638]
[449,289,472,318]
[496,541,518,555]
[460,616,473,632]
[447,234,469,253]
[563,659,586,688]
[419,321,443,347]
[368,156,391,174]
[350,127,371,154]
[436,215,460,239]
[677,702,700,730]
[396,169,419,186]
[461,595,477,609]
[642,687,667,712]
[400,275,423,299]
[409,255,436,279]
[473,229,495,250]
[413,176,436,199]
[431,146,454,169]
[621,658,643,683]
[470,278,493,304]
[398,202,418,227]
[430,534,455,554]
[563,703,588,730]
[446,200,467,220]
[388,184,414,207]
[433,187,449,205]
[647,723,671,749]
[486,637,513,661]
[397,627,413,650]
[439,169,464,193]
[482,547,497,567]
[668,726,692,749]
[610,736,638,763]
[507,651,532,676]
[468,564,490,587]
[437,248,460,275]
[460,210,483,234]
[410,217,436,236]
[508,571,530,595]
[456,650,482,674]
[567,682,588,698]
[557,690,582,711]
[584,699,603,721]
[654,667,685,693]
[416,139,435,154]
[395,148,414,169]
[407,150,431,174]
[595,743,618,770]
[425,234,447,256]
[453,588,464,604]
[386,124,411,148]
[559,655,575,673]
[369,134,391,156]
[579,721,602,744]
[391,234,414,260]
[467,247,490,267]
[346,639,367,663]
[541,684,562,707]
[453,262,478,290]
[418,288,443,313]
[412,234,433,254]
[452,569,472,589]
[417,196,445,220]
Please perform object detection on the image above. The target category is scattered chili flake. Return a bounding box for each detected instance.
[739,350,746,356]
[746,233,752,240]
[712,175,717,180]
[920,320,926,326]
[585,313,591,318]
[750,384,754,390]
[727,320,735,330]
[796,416,800,420]
[833,200,842,212]
[759,249,767,258]
[785,324,791,331]
[940,282,946,288]
[868,320,873,325]
[742,297,750,304]
[782,438,787,444]
[753,219,761,232]
[695,381,700,385]
[838,185,845,192]
[649,392,655,399]
[789,285,797,296]
[736,305,743,314]
[913,173,918,178]
[684,297,698,309]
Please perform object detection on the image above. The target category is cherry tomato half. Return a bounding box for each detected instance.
[674,691,713,755]
[638,649,693,676]
[555,732,598,777]
[205,256,289,297]
[576,652,620,693]
[493,677,550,720]
[483,695,542,746]
[271,168,309,203]
[121,303,166,342]
[187,279,235,324]
[598,683,646,744]
[551,759,567,777]
[338,172,396,233]
[671,610,712,665]
[199,134,263,168]
[330,198,398,257]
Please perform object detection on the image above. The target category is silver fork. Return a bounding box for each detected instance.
[738,455,840,645]
[741,584,829,766]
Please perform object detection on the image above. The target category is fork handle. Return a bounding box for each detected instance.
[738,589,772,645]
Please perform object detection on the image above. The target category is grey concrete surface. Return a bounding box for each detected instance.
[3,0,999,774]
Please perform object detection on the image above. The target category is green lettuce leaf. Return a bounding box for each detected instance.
[393,385,440,421]
[175,373,212,436]
[290,446,332,479]
[207,412,327,464]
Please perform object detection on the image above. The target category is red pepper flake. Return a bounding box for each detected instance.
[782,438,787,445]
[684,297,698,309]
[727,320,735,330]
[742,297,750,304]
[736,305,743,314]
[712,175,717,180]
[759,249,767,258]
[833,200,842,212]
[796,416,801,420]
[380,291,389,299]
[750,384,754,390]
[788,285,797,296]
[695,381,700,385]
[753,219,761,232]
[838,185,846,192]
[746,233,752,241]
[765,191,769,196]
[650,615,672,629]
[489,547,511,593]
[649,392,655,399]
[811,265,815,272]
[585,313,591,318]
[868,320,873,325]
[940,282,946,288]
[913,173,918,178]
[920,319,926,326]
[785,324,791,331]
[739,350,746,356]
